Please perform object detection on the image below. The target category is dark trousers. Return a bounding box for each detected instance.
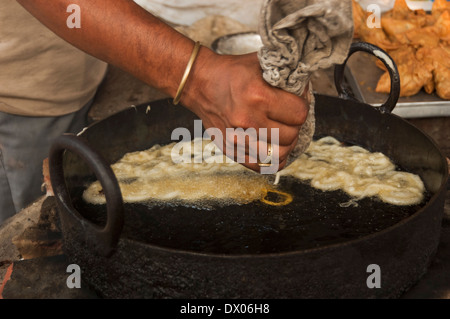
[0,100,93,224]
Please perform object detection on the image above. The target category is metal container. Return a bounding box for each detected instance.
[49,43,449,298]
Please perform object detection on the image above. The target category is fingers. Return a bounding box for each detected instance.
[188,52,311,174]
[201,84,308,173]
[265,83,310,126]
[230,53,310,128]
[236,127,298,152]
[232,144,293,173]
[202,113,303,174]
[217,132,298,174]
[260,119,300,146]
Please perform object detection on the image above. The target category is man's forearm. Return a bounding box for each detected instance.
[18,0,310,172]
[17,0,209,99]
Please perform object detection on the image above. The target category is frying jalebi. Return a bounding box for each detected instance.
[83,137,425,207]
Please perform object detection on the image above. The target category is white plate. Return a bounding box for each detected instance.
[211,32,263,55]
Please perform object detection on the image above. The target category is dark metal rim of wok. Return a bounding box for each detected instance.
[49,42,448,258]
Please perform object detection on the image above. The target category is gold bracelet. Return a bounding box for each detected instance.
[173,41,201,105]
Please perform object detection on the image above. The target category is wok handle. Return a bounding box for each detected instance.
[49,134,124,257]
[334,42,400,114]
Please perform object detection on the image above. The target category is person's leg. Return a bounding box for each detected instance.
[66,98,93,133]
[0,99,93,224]
[0,149,16,222]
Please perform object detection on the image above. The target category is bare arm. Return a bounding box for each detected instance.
[18,0,309,171]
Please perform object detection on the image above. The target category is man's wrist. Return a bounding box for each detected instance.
[173,41,202,105]
[178,45,218,111]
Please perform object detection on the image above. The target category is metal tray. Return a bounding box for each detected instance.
[344,51,450,118]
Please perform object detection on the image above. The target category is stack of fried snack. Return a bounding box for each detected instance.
[352,0,450,99]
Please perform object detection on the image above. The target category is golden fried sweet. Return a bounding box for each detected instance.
[352,0,450,99]
[83,137,425,207]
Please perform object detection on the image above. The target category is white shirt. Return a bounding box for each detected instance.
[0,0,107,116]
[134,0,263,28]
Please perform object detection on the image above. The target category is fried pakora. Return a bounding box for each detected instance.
[353,0,450,99]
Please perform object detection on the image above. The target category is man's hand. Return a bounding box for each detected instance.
[18,0,310,172]
[181,49,310,172]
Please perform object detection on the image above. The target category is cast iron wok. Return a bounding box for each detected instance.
[49,43,449,298]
